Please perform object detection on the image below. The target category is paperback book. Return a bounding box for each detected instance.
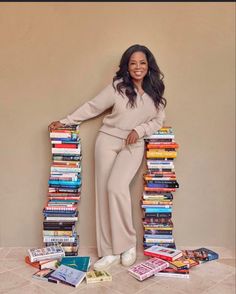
[32,268,59,283]
[28,245,65,262]
[51,264,86,287]
[86,270,112,283]
[155,267,190,279]
[128,257,169,281]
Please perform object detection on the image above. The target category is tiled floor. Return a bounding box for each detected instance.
[0,246,235,294]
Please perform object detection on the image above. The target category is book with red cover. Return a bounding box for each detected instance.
[144,245,182,261]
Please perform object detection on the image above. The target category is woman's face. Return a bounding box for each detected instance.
[128,51,148,83]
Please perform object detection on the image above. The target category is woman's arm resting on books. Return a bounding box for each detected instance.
[133,106,166,139]
[48,121,65,131]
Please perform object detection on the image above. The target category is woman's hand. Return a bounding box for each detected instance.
[126,130,139,145]
[48,121,65,131]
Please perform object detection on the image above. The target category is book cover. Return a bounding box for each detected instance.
[128,257,169,281]
[194,248,219,262]
[59,256,91,272]
[40,259,58,270]
[182,248,219,263]
[32,268,59,283]
[28,245,65,262]
[144,245,182,261]
[86,270,112,283]
[170,256,199,269]
[51,264,86,287]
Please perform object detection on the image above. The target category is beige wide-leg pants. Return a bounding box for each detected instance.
[94,131,144,257]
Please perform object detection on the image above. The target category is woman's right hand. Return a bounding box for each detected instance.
[48,121,65,131]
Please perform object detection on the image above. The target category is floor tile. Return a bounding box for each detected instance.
[102,269,157,294]
[0,271,30,293]
[136,282,185,294]
[202,273,236,294]
[190,260,235,282]
[0,259,26,273]
[0,248,11,259]
[153,271,215,294]
[217,258,236,268]
[31,279,87,294]
[11,263,40,280]
[72,283,121,294]
[5,282,53,294]
[4,247,29,261]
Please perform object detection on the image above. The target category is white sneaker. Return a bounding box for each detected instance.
[121,247,136,267]
[94,255,120,271]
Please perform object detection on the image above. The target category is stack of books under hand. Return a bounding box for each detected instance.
[142,126,179,250]
[43,125,82,256]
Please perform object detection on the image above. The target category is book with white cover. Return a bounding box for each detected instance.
[144,245,182,261]
[28,245,65,262]
[128,257,169,281]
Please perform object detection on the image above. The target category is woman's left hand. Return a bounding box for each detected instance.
[126,130,139,145]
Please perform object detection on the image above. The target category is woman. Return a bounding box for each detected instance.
[49,44,167,270]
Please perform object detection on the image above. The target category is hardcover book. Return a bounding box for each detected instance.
[51,264,86,287]
[128,257,169,281]
[59,256,91,272]
[86,270,112,283]
[28,245,65,262]
[144,245,182,261]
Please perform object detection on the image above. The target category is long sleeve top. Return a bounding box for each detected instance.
[60,82,166,139]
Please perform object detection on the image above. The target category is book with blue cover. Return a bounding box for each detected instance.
[51,264,86,287]
[195,248,219,261]
[59,256,91,272]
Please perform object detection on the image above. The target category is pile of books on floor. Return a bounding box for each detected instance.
[128,245,219,281]
[142,126,179,250]
[43,125,82,256]
[25,245,112,287]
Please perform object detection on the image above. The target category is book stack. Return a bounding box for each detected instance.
[43,125,82,256]
[142,126,179,250]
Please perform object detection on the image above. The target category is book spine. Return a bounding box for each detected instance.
[43,236,76,242]
[155,272,189,279]
[144,251,172,261]
[43,230,74,236]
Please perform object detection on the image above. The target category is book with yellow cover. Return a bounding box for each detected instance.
[86,270,112,283]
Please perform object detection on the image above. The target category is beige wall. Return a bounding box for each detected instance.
[0,3,235,251]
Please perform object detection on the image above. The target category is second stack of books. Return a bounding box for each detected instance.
[142,126,179,250]
[43,125,82,256]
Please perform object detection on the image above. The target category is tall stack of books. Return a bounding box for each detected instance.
[142,126,179,250]
[43,125,82,256]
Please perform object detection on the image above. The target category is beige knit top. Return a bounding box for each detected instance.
[60,82,166,139]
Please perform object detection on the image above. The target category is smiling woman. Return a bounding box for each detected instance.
[48,44,167,271]
[128,52,149,88]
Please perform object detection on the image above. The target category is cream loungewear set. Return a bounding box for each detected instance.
[60,82,166,257]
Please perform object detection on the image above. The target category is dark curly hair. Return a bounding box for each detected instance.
[113,44,166,109]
